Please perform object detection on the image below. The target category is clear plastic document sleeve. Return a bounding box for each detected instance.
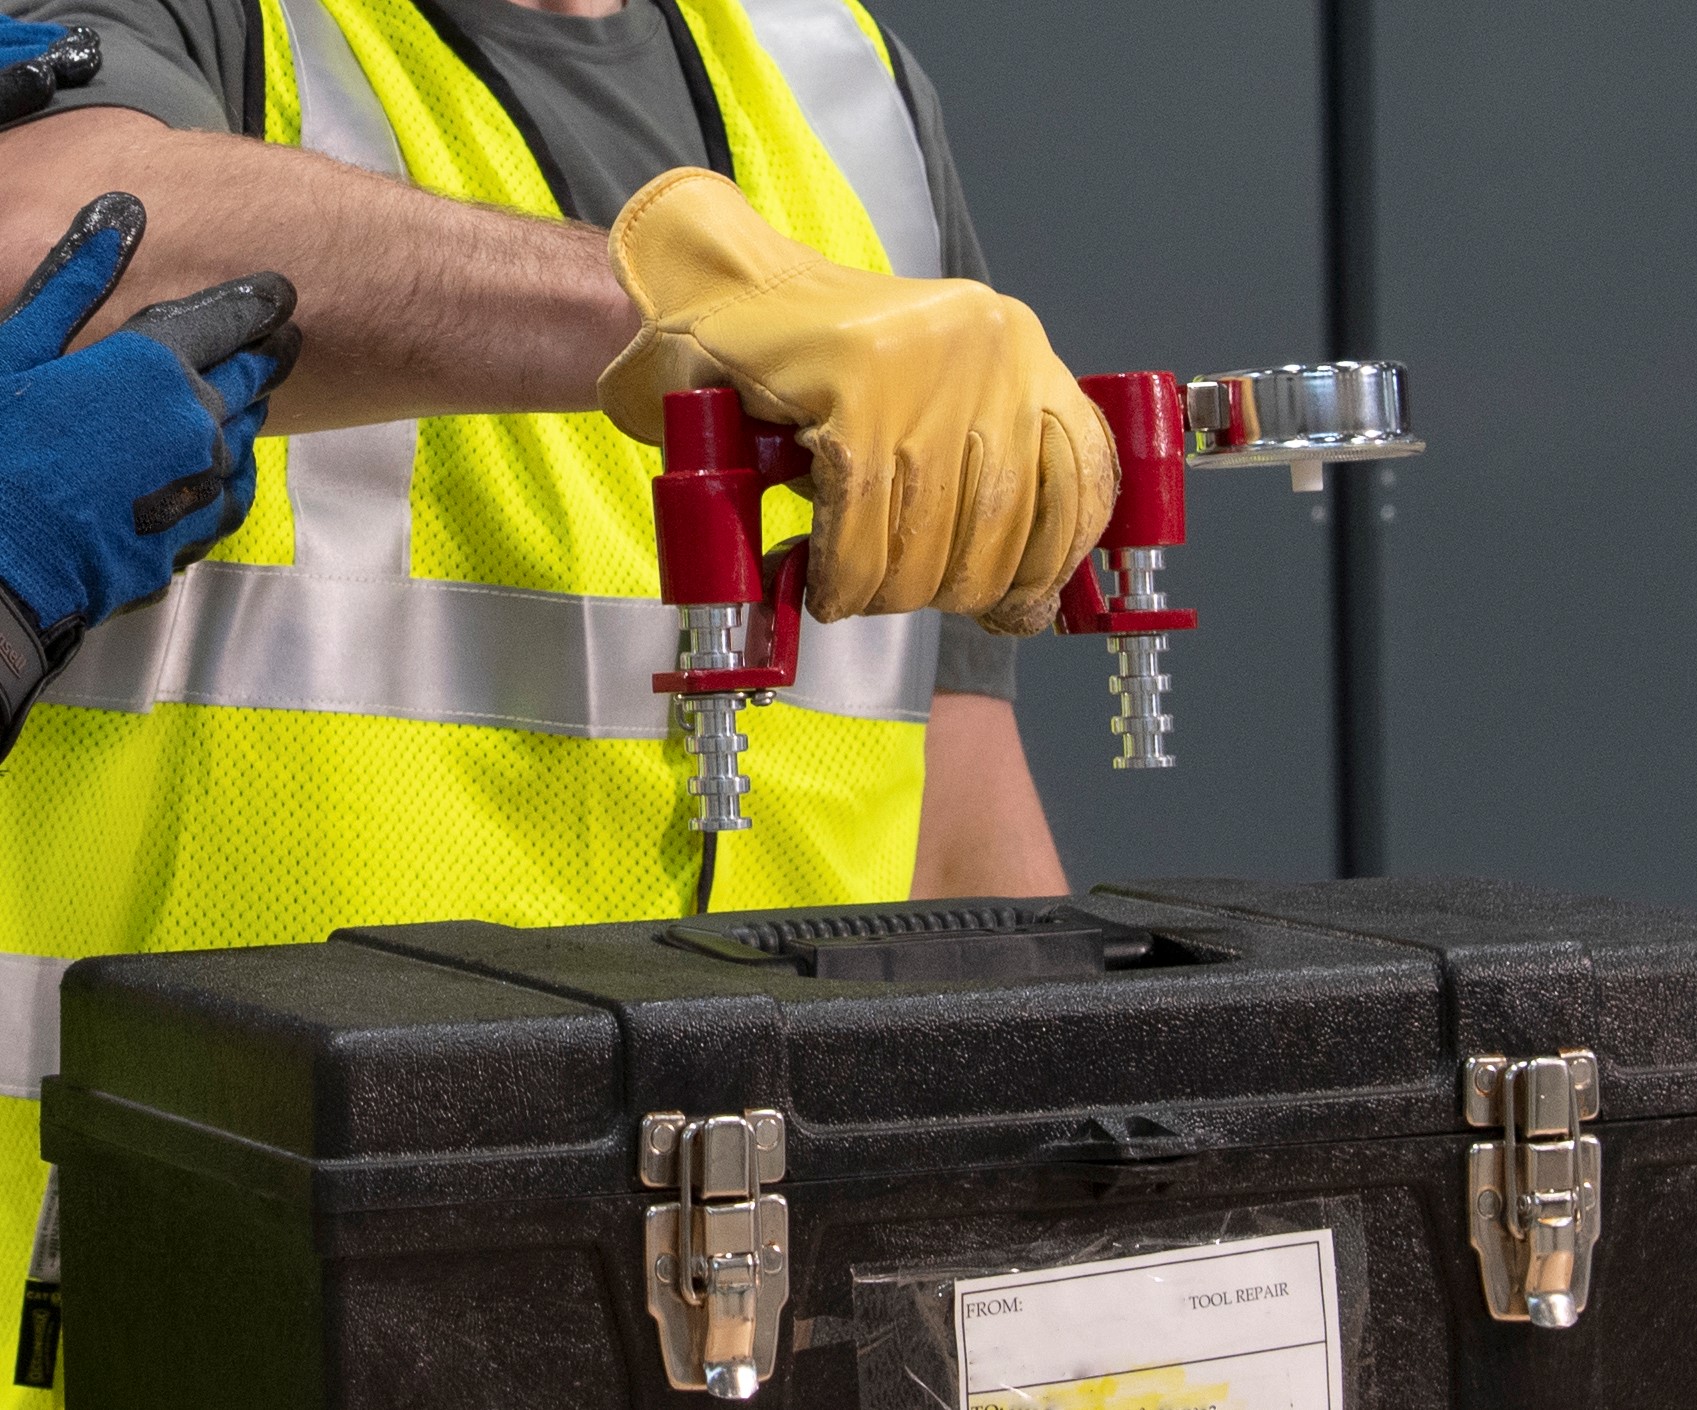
[950,1229,1345,1410]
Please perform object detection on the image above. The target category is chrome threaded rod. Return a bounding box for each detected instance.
[1108,632,1174,768]
[1104,547,1175,769]
[678,605,752,831]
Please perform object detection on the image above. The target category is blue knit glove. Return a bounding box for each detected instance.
[0,17,99,124]
[0,192,300,757]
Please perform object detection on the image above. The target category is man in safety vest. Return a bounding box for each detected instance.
[0,1,1114,1400]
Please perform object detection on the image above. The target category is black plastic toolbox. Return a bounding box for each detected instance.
[40,877,1697,1407]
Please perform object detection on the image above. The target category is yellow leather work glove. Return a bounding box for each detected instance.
[597,169,1117,635]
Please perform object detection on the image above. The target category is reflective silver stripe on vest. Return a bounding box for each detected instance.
[0,954,70,1101]
[47,590,187,713]
[276,0,406,177]
[742,0,941,279]
[131,562,933,732]
[43,0,941,731]
[276,0,423,574]
[288,420,419,573]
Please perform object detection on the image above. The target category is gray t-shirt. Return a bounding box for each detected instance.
[3,0,1016,699]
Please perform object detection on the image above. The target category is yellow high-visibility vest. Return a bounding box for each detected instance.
[1,7,944,1401]
[4,0,942,956]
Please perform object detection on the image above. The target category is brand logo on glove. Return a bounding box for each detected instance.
[0,634,25,680]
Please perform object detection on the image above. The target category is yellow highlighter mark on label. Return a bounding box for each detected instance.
[969,1365,1235,1410]
[953,1231,1343,1410]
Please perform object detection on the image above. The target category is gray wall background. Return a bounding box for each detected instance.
[879,0,1337,887]
[1370,3,1697,905]
[877,1,1697,904]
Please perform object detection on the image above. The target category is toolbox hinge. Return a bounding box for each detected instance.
[1464,1050,1601,1328]
[640,1109,789,1400]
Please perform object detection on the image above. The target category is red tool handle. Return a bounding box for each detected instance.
[652,372,1203,700]
[651,388,812,695]
[1054,371,1199,637]
[651,387,810,605]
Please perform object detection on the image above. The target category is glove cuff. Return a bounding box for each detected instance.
[608,168,822,324]
[0,582,83,762]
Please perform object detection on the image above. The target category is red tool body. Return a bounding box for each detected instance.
[653,387,813,696]
[653,389,813,831]
[654,361,1421,824]
[652,373,1202,827]
[1057,373,1197,637]
[1056,371,1200,769]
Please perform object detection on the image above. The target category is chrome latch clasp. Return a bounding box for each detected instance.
[1464,1050,1601,1328]
[641,1110,788,1399]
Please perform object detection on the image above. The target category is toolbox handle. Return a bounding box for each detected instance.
[660,904,1159,982]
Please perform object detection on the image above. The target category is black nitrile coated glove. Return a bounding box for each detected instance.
[0,192,301,759]
[0,17,99,124]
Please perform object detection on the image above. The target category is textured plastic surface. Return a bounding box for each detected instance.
[41,878,1697,1408]
[661,902,1159,979]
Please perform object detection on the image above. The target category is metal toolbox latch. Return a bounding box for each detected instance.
[640,1109,789,1400]
[1464,1050,1601,1328]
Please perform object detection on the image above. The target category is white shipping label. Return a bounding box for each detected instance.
[952,1229,1344,1410]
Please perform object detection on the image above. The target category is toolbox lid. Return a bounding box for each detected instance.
[44,882,1587,1211]
[1114,876,1697,1122]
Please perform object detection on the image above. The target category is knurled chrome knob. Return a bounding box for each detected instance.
[677,605,754,832]
[1108,632,1174,769]
[1103,548,1175,769]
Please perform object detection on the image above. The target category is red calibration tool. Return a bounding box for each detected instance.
[1056,372,1199,770]
[653,363,1423,828]
[651,388,811,833]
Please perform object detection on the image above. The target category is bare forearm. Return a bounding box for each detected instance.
[0,109,638,432]
[912,692,1068,900]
